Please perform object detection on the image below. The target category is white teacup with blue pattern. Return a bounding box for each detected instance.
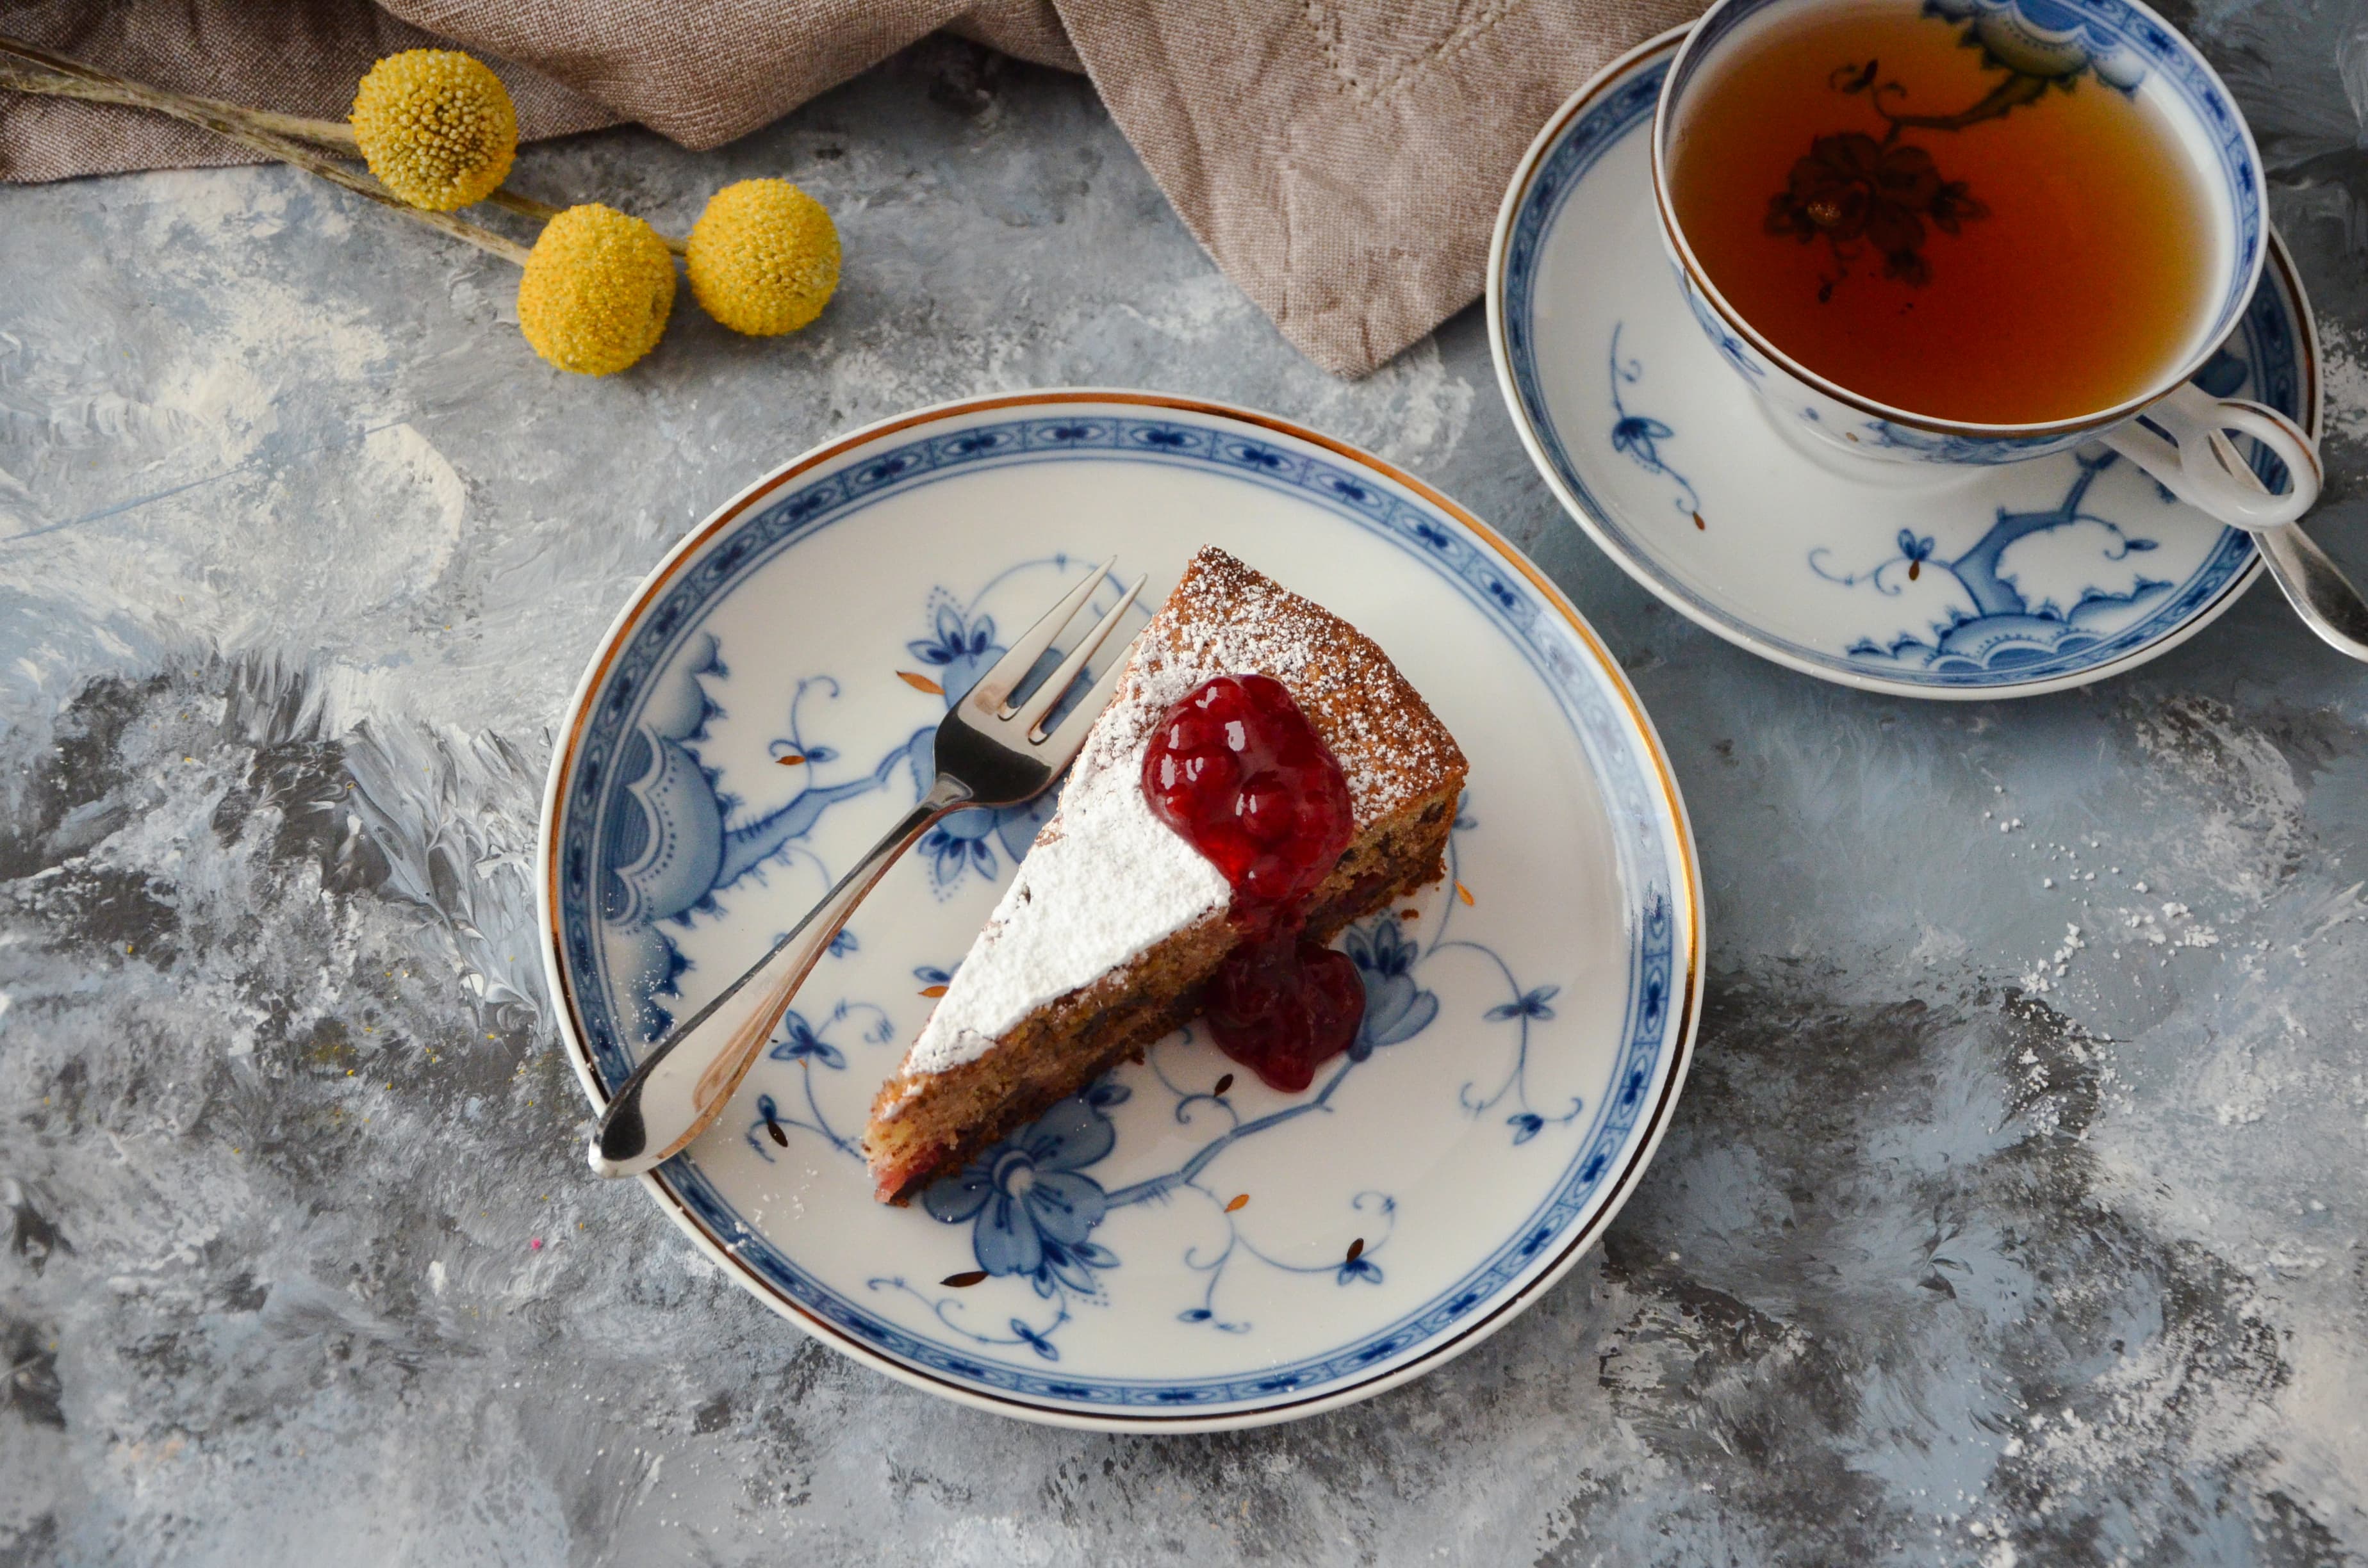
[1651,0,2321,530]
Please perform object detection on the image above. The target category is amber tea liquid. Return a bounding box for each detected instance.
[1668,2,2219,424]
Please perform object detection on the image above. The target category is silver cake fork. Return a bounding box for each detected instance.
[589,559,1147,1179]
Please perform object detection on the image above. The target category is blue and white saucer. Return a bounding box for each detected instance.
[538,393,1702,1430]
[1488,29,2323,699]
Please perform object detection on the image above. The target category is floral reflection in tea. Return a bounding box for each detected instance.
[1669,1,2219,424]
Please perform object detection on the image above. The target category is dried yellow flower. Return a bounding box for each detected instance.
[349,50,518,213]
[516,205,676,376]
[686,179,841,336]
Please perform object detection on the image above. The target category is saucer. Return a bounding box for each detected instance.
[1487,28,2322,699]
[538,393,1702,1430]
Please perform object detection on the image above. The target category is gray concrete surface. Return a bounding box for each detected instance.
[3,19,2365,1565]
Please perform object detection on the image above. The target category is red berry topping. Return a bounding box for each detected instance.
[1142,674,1365,1091]
[1203,940,1365,1094]
[1144,674,1353,909]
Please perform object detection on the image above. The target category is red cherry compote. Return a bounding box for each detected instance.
[1142,674,1365,1092]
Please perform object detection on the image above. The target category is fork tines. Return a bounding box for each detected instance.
[965,557,1147,754]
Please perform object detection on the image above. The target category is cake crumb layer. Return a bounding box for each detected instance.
[864,546,1470,1202]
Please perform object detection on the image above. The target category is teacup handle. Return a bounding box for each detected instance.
[2100,380,2322,530]
[2107,382,2368,662]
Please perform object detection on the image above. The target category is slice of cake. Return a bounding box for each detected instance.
[863,546,1468,1204]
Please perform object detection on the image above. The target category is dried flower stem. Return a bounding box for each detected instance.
[0,66,544,220]
[6,56,691,257]
[0,62,359,145]
[0,36,528,264]
[4,47,691,257]
[0,45,690,256]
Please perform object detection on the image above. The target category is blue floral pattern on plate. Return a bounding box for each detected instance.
[691,661,1587,1365]
[542,397,1698,1426]
[1608,324,1702,523]
[852,798,1586,1361]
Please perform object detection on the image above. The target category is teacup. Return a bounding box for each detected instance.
[1651,0,2321,530]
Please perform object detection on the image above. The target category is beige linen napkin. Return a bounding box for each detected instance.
[1062,0,1704,371]
[0,0,1702,375]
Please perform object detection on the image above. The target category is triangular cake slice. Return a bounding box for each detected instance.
[864,547,1468,1203]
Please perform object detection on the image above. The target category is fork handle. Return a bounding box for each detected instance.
[588,774,972,1178]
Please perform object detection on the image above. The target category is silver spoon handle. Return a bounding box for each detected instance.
[2187,420,2368,664]
[588,774,971,1178]
[2253,519,2368,664]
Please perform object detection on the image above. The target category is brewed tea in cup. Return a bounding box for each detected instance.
[1652,0,2322,528]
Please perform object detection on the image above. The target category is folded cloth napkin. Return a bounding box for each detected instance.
[0,0,1702,375]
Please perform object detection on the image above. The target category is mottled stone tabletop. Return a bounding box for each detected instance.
[4,16,2366,1565]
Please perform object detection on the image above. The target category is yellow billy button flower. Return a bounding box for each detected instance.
[349,49,518,212]
[686,179,841,336]
[516,205,676,376]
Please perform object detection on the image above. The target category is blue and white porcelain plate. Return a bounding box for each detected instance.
[1488,29,2323,698]
[538,393,1703,1430]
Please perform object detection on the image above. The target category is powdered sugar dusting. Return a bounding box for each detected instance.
[888,547,1467,1088]
[894,649,1230,1081]
[1149,548,1461,821]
